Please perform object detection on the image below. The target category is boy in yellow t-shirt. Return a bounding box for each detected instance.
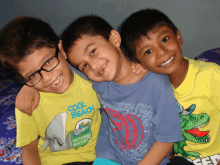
[120,8,220,164]
[0,16,101,165]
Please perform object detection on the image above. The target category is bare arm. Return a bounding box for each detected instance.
[22,137,41,165]
[138,141,174,165]
[16,85,40,116]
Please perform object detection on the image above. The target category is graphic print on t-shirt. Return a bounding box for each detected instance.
[174,102,214,164]
[101,101,153,161]
[42,112,92,152]
[105,108,144,152]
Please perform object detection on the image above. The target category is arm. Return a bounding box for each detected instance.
[138,141,174,165]
[15,85,40,116]
[22,137,41,165]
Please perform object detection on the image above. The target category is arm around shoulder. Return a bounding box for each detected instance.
[22,137,41,165]
[16,85,40,116]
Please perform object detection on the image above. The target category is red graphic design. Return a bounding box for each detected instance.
[105,108,144,152]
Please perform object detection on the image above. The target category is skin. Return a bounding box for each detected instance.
[135,26,189,88]
[17,45,74,164]
[22,138,41,165]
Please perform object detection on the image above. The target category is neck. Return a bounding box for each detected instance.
[113,49,146,84]
[168,58,189,88]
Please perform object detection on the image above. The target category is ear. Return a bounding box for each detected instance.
[109,30,121,48]
[176,31,183,46]
[58,40,67,59]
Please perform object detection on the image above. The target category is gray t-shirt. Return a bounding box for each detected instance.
[93,71,183,165]
[69,64,182,164]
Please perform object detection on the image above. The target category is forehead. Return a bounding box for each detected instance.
[68,35,105,63]
[137,26,175,43]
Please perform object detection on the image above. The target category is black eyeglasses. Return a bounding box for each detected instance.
[23,47,60,87]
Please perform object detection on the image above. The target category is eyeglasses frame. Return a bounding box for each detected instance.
[23,47,60,87]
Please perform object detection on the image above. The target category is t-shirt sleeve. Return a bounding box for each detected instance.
[208,65,220,112]
[151,76,183,143]
[15,108,38,147]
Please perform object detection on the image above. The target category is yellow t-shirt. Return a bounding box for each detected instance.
[174,58,220,164]
[16,72,101,165]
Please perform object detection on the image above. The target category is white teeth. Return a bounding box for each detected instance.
[50,75,62,87]
[100,62,107,75]
[160,56,174,66]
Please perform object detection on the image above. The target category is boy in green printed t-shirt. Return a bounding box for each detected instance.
[120,8,220,164]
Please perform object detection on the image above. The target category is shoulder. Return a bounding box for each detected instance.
[147,72,171,87]
[189,58,220,74]
[188,58,220,87]
[141,72,172,97]
[73,72,94,89]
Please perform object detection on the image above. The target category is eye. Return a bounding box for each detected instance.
[144,49,153,55]
[45,57,53,65]
[82,64,87,71]
[91,49,96,56]
[28,72,38,80]
[162,37,169,44]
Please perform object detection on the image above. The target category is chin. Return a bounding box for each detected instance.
[57,86,69,94]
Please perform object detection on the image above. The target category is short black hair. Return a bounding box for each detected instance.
[0,16,59,77]
[61,15,113,55]
[120,8,178,63]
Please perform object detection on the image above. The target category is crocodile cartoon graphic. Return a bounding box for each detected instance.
[174,103,210,159]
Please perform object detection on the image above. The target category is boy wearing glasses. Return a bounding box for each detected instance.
[0,17,101,165]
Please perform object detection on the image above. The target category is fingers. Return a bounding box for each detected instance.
[135,67,148,74]
[131,62,148,74]
[32,93,40,111]
[15,96,33,116]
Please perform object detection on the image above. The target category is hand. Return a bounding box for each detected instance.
[131,62,148,74]
[15,85,40,116]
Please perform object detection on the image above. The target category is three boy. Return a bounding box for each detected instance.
[15,14,184,164]
[4,7,218,165]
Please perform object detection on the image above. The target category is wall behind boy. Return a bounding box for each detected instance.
[0,0,219,59]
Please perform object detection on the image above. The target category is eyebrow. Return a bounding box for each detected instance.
[84,43,95,53]
[76,42,95,70]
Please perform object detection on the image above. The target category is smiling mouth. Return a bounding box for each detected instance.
[99,62,108,76]
[49,75,62,89]
[160,56,174,66]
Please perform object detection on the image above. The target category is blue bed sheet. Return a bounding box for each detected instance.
[0,62,23,165]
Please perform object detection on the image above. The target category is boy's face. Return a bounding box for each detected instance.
[135,26,183,75]
[67,30,121,82]
[18,46,73,94]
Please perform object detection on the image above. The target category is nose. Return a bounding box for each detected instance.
[41,70,53,83]
[89,59,99,71]
[157,45,167,58]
